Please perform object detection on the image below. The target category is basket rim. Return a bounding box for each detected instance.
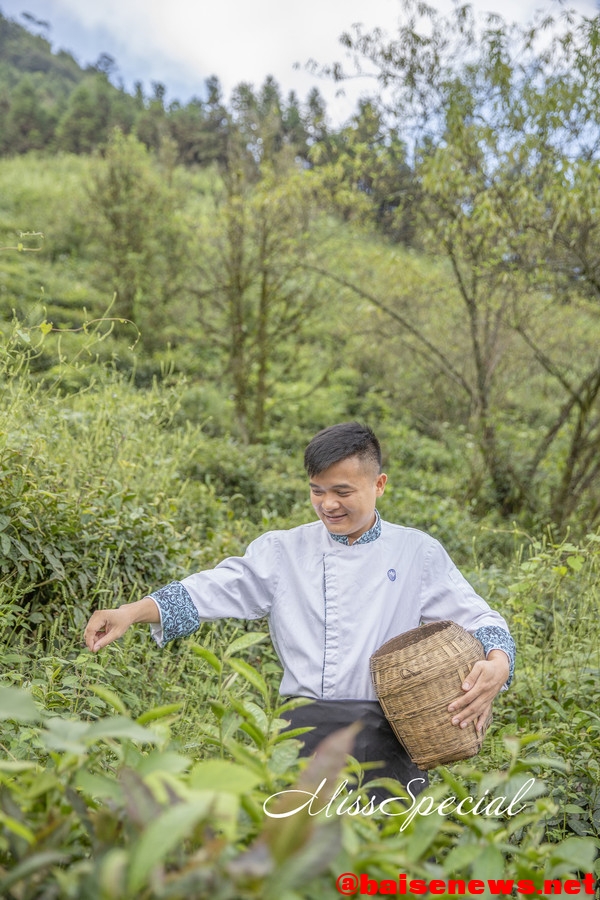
[370,619,468,661]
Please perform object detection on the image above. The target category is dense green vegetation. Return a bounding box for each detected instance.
[1,1,600,896]
[1,332,598,896]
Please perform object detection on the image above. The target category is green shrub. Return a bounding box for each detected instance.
[1,640,597,900]
[1,320,599,898]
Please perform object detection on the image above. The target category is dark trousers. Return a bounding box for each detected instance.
[282,699,428,801]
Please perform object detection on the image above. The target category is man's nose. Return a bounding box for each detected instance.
[321,494,340,510]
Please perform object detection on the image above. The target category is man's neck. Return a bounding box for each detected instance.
[329,510,381,546]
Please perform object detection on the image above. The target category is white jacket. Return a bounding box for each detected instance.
[150,518,512,701]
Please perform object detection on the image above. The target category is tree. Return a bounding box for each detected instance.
[55,82,100,152]
[165,77,230,167]
[281,90,308,155]
[135,81,169,152]
[228,76,320,173]
[320,1,600,528]
[305,88,328,146]
[309,98,417,242]
[192,165,326,442]
[86,129,191,347]
[230,76,287,169]
[54,75,132,153]
[1,77,54,153]
[168,98,213,166]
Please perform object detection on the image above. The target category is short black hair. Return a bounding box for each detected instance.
[304,422,382,477]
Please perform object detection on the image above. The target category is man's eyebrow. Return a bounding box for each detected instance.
[309,482,355,489]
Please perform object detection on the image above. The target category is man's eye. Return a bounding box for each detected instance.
[337,492,351,497]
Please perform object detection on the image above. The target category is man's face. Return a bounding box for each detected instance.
[309,455,387,544]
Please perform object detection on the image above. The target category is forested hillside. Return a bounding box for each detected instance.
[0,7,329,164]
[1,3,599,897]
[2,4,600,528]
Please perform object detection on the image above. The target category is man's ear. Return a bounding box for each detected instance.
[376,473,388,496]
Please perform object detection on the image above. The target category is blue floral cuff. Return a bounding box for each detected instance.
[474,625,515,689]
[150,581,200,645]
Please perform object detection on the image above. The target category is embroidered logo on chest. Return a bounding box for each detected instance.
[387,568,397,582]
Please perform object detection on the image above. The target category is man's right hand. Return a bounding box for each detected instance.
[84,596,160,652]
[84,607,132,652]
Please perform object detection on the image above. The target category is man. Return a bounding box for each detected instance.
[85,422,514,791]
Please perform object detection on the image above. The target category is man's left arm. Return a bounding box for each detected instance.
[419,539,516,733]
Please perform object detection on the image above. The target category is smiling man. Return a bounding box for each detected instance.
[309,457,387,541]
[85,422,515,793]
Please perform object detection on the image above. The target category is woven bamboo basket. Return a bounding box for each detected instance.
[370,620,492,769]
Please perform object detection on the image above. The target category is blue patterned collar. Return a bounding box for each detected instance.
[330,509,381,546]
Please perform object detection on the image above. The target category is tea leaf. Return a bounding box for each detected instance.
[126,798,213,893]
[224,631,269,658]
[191,644,222,673]
[136,702,183,724]
[89,683,128,715]
[189,759,262,793]
[227,657,269,701]
[0,686,41,722]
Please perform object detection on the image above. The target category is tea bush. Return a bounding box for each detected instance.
[1,635,598,900]
[0,322,279,622]
[1,323,599,897]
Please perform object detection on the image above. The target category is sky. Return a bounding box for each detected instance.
[1,0,598,123]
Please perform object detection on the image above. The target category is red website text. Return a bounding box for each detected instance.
[335,873,598,896]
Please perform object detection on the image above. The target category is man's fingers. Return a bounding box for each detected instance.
[88,626,121,653]
[84,614,107,651]
[84,611,126,652]
[448,660,501,728]
[451,696,492,729]
[476,709,491,734]
[91,631,117,653]
[461,660,485,692]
